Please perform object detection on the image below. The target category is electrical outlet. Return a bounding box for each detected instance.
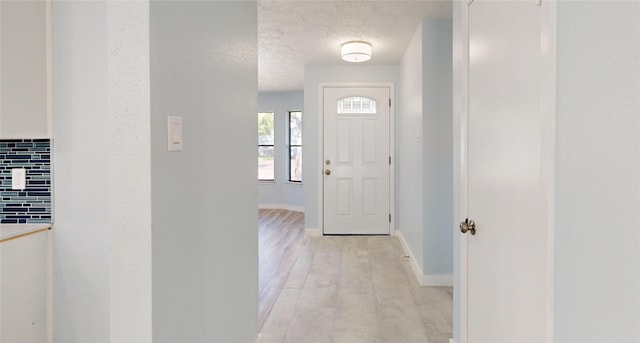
[12,168,26,190]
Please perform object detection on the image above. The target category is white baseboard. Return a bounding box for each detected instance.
[396,229,424,284]
[396,230,453,287]
[305,227,322,237]
[258,203,304,212]
[423,274,453,286]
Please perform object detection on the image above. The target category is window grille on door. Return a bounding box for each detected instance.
[337,96,377,114]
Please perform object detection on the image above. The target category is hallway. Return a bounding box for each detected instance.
[260,233,453,343]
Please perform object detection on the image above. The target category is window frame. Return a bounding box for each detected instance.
[288,110,302,183]
[258,112,275,182]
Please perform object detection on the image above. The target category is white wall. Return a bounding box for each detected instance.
[0,0,48,138]
[53,1,152,341]
[54,2,257,341]
[52,2,112,340]
[397,19,453,281]
[554,1,640,341]
[150,1,258,342]
[421,20,453,276]
[258,91,304,211]
[107,2,152,341]
[303,65,400,230]
[398,24,424,271]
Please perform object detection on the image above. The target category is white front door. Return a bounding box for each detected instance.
[323,87,390,235]
[464,1,552,342]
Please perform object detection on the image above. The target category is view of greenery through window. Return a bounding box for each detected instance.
[289,111,302,182]
[258,111,302,182]
[258,112,274,180]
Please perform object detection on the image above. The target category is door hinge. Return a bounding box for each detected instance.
[389,214,392,223]
[389,156,392,165]
[389,98,391,107]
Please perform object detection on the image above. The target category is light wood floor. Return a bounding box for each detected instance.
[260,236,454,343]
[259,209,306,331]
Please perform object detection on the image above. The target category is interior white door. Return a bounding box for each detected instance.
[323,87,390,235]
[465,1,551,342]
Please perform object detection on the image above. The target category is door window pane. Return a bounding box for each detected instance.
[337,96,377,114]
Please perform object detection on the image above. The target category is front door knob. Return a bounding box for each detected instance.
[460,218,476,235]
[325,169,331,175]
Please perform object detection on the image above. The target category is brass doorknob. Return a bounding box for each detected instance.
[459,218,476,235]
[325,169,331,175]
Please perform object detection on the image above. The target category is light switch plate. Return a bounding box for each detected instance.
[167,116,183,151]
[12,168,26,190]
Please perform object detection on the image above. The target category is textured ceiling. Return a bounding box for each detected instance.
[258,0,452,92]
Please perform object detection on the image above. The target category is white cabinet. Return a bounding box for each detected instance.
[0,0,49,138]
[0,229,49,342]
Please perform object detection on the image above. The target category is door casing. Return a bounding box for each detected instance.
[318,82,395,236]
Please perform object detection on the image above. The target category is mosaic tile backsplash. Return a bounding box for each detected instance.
[0,139,51,223]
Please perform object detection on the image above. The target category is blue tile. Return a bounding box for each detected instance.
[27,192,50,196]
[5,215,31,219]
[0,139,51,223]
[26,188,49,192]
[3,208,28,213]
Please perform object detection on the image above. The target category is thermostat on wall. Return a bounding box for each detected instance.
[167,116,183,152]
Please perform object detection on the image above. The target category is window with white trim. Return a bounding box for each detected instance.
[258,112,274,181]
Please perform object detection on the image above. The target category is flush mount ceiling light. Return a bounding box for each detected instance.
[341,41,372,63]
